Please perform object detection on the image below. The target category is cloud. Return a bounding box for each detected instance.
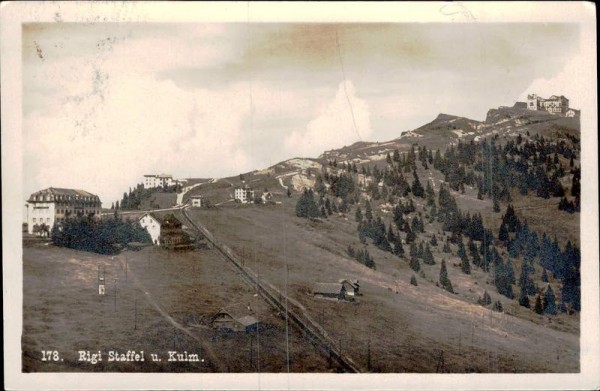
[518,51,587,109]
[284,80,373,158]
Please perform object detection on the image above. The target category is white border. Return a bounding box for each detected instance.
[2,2,598,390]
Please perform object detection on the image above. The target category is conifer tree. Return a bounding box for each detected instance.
[409,256,421,272]
[393,234,405,257]
[355,206,363,222]
[534,294,544,314]
[410,275,418,286]
[543,285,557,315]
[423,243,435,265]
[439,259,454,293]
[430,234,438,246]
[365,200,373,221]
[478,290,492,306]
[518,288,530,308]
[457,240,471,274]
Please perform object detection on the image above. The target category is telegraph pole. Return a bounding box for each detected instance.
[113,277,118,311]
[134,297,137,330]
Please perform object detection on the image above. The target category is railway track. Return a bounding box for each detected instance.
[179,206,362,373]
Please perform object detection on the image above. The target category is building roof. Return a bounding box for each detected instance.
[213,303,259,327]
[161,213,182,227]
[338,279,359,289]
[139,212,163,224]
[28,187,99,201]
[313,283,344,295]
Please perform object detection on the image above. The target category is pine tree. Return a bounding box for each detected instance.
[492,300,503,312]
[355,206,362,222]
[409,256,421,272]
[439,259,454,293]
[287,187,291,198]
[498,222,509,242]
[430,234,438,246]
[410,275,418,286]
[543,285,557,315]
[478,290,492,306]
[325,198,333,216]
[442,240,451,253]
[518,288,530,308]
[393,234,404,257]
[423,243,435,265]
[365,200,373,221]
[541,268,549,282]
[534,294,544,314]
[458,240,471,274]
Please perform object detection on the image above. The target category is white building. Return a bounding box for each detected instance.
[565,108,580,118]
[234,186,255,204]
[139,213,162,245]
[526,94,569,115]
[26,188,102,235]
[261,191,273,203]
[143,174,175,189]
[190,195,203,207]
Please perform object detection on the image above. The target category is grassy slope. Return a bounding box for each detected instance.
[187,189,579,372]
[22,240,338,372]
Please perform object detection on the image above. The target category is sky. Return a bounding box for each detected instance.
[23,23,581,206]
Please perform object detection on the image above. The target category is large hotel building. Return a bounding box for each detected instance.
[26,188,102,234]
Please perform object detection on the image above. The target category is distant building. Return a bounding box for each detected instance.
[211,303,260,332]
[190,195,203,207]
[526,94,569,115]
[143,174,175,189]
[565,108,580,118]
[234,185,255,204]
[138,212,192,249]
[139,213,162,245]
[26,188,102,235]
[338,279,360,297]
[261,191,273,203]
[313,282,346,301]
[159,213,192,249]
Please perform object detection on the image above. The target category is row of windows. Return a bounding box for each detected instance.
[32,217,51,223]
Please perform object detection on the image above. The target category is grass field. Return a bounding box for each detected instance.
[22,238,340,372]
[187,193,579,373]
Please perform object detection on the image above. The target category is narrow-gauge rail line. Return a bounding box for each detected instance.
[179,206,362,373]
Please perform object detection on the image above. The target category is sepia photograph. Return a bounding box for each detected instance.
[2,2,598,390]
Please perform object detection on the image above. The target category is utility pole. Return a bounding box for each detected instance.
[125,252,128,282]
[113,277,118,311]
[134,297,137,330]
[367,340,372,372]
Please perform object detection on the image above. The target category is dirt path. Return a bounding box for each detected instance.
[115,255,225,372]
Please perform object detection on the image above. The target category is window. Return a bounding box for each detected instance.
[33,218,36,223]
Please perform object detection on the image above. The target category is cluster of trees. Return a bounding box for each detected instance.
[51,215,151,254]
[295,189,320,219]
[346,244,376,269]
[112,184,160,210]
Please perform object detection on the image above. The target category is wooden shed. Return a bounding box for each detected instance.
[313,283,346,301]
[211,303,260,332]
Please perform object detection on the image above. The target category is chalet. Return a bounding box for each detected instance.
[190,195,203,207]
[313,282,346,301]
[211,303,260,332]
[565,108,580,118]
[261,191,273,203]
[338,279,360,297]
[159,213,193,250]
[139,213,162,245]
[138,213,193,249]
